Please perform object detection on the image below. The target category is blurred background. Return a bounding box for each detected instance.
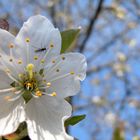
[0,0,140,140]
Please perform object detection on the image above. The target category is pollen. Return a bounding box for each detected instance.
[61,56,65,60]
[40,59,45,64]
[18,59,22,64]
[25,38,30,43]
[51,92,57,97]
[50,44,54,48]
[8,43,14,48]
[18,73,23,78]
[35,90,42,97]
[5,68,10,73]
[52,60,55,63]
[46,82,51,87]
[70,71,75,75]
[34,56,38,60]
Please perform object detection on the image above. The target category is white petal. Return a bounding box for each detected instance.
[15,15,61,64]
[0,29,15,54]
[0,70,12,89]
[45,53,87,98]
[0,98,25,135]
[26,96,73,140]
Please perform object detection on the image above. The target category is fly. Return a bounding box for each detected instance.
[35,48,46,53]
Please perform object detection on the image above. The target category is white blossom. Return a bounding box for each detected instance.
[0,15,87,140]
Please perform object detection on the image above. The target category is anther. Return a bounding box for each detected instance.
[52,60,55,63]
[51,92,57,97]
[56,69,60,72]
[18,59,22,64]
[8,43,14,48]
[61,56,65,60]
[70,71,75,75]
[35,90,42,97]
[46,82,51,87]
[34,56,38,60]
[40,59,45,64]
[26,38,30,43]
[5,69,10,73]
[50,44,54,48]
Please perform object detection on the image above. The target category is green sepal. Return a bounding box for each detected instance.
[65,114,86,127]
[61,29,80,53]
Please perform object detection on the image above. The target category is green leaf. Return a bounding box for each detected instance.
[113,127,125,140]
[65,114,86,127]
[61,29,80,53]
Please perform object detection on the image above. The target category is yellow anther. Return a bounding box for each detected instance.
[26,63,34,79]
[40,59,45,64]
[51,92,57,97]
[18,59,22,64]
[52,60,55,63]
[46,82,51,87]
[25,38,30,43]
[4,96,11,101]
[27,83,32,87]
[18,73,23,78]
[8,43,14,48]
[50,44,54,48]
[34,56,38,60]
[61,56,65,60]
[35,90,42,97]
[5,69,10,73]
[70,71,75,75]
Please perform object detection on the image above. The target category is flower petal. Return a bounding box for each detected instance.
[0,70,13,89]
[0,97,25,135]
[15,15,61,64]
[45,53,87,98]
[0,28,15,54]
[26,96,73,140]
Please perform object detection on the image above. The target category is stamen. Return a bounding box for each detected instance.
[34,56,38,60]
[7,94,22,101]
[25,38,30,43]
[70,71,75,75]
[8,43,14,48]
[40,59,45,64]
[35,90,42,97]
[18,59,22,64]
[52,60,55,63]
[61,56,66,60]
[50,92,57,97]
[46,82,51,87]
[0,88,15,93]
[5,68,10,73]
[50,72,75,82]
[50,44,54,48]
[25,38,30,63]
[26,83,33,90]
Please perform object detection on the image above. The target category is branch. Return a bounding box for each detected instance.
[79,0,104,53]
